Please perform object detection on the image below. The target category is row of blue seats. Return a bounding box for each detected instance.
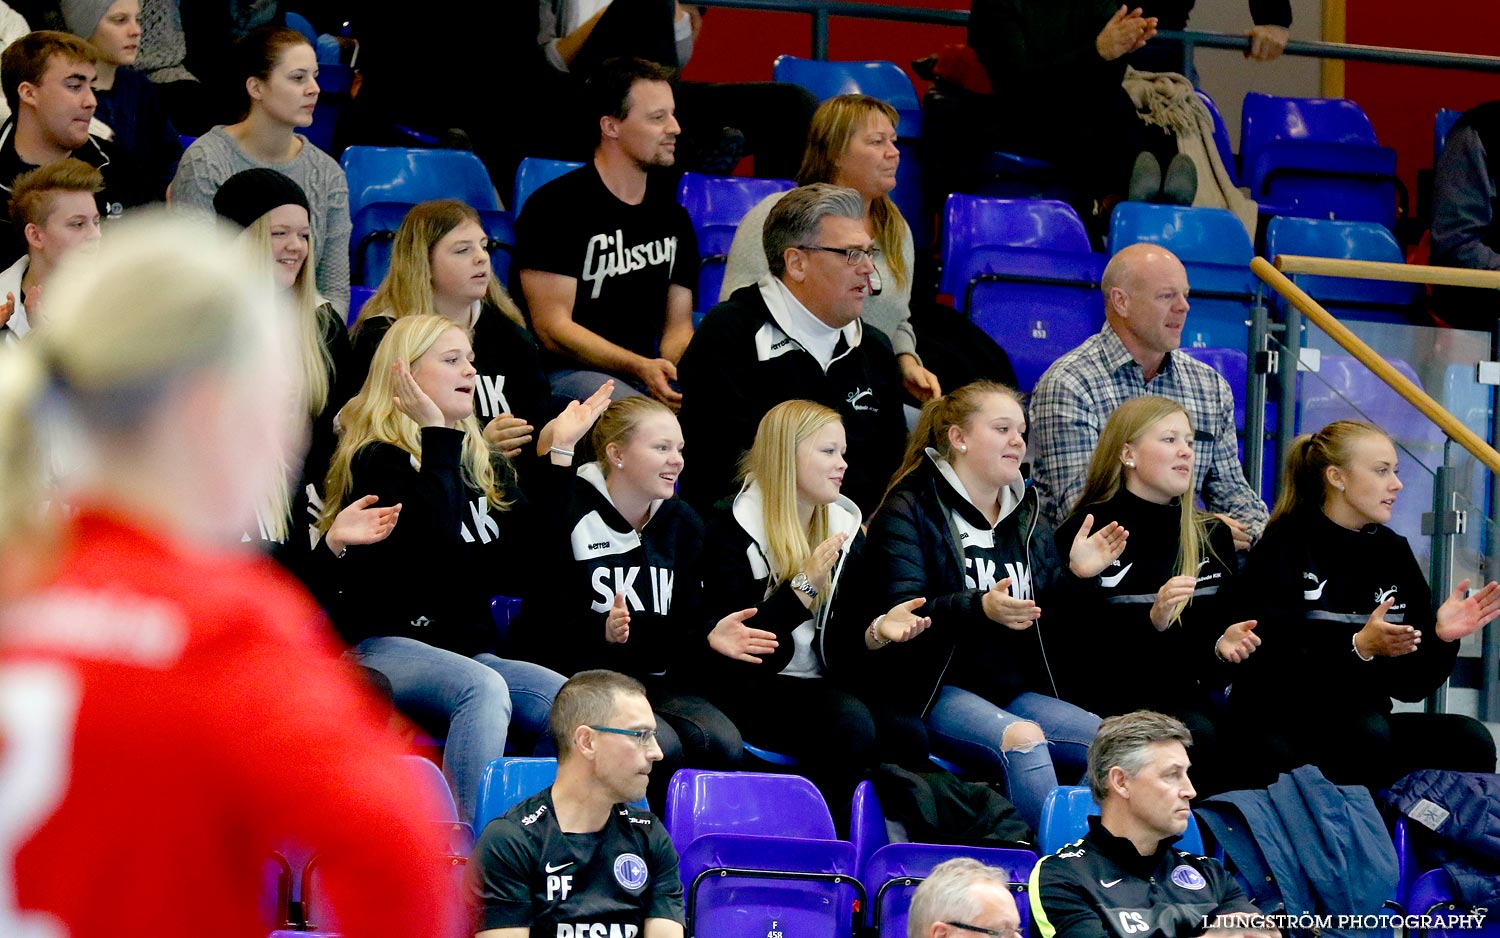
[264,756,1488,938]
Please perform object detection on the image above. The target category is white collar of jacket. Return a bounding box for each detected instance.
[577,460,664,527]
[753,273,862,370]
[0,119,111,193]
[924,447,1022,524]
[731,477,862,551]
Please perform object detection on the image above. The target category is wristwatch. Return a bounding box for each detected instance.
[790,572,819,600]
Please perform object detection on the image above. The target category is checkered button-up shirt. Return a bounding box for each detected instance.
[1029,323,1269,537]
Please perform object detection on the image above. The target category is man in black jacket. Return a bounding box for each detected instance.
[677,182,906,514]
[1031,711,1273,938]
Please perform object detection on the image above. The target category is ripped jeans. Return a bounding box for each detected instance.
[926,686,1102,831]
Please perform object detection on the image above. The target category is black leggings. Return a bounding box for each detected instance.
[644,678,743,813]
[1227,709,1497,792]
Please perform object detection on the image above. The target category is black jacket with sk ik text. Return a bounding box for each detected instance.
[335,427,533,656]
[677,279,906,515]
[1229,509,1459,717]
[1053,489,1241,716]
[520,460,705,678]
[851,456,1091,717]
[1031,816,1259,938]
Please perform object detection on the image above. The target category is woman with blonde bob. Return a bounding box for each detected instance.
[523,394,745,810]
[1229,419,1500,789]
[694,399,932,822]
[856,381,1127,830]
[0,214,455,935]
[720,94,1014,402]
[352,199,552,471]
[323,313,576,822]
[1056,396,1259,794]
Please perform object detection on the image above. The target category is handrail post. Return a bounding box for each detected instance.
[1244,284,1270,490]
[1486,323,1500,722]
[1426,440,1459,715]
[1275,305,1301,490]
[811,7,829,59]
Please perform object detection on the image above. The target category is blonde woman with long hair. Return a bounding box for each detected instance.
[1227,419,1500,789]
[857,381,1127,831]
[694,398,931,824]
[0,213,458,936]
[323,313,590,822]
[720,94,1016,401]
[352,199,552,470]
[1057,396,1259,795]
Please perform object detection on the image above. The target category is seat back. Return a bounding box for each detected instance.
[1182,347,1249,433]
[680,834,859,938]
[513,157,585,217]
[771,54,922,136]
[865,843,1037,936]
[677,173,795,309]
[351,202,515,290]
[489,595,524,652]
[1107,202,1256,350]
[1241,92,1380,169]
[1265,216,1422,320]
[664,769,837,858]
[341,146,500,219]
[1196,90,1237,186]
[1039,786,1204,857]
[850,780,889,879]
[348,286,375,326]
[1434,107,1464,164]
[473,756,558,832]
[941,195,1092,291]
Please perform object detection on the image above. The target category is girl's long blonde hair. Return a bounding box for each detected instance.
[1271,419,1388,523]
[1074,397,1217,625]
[796,94,909,294]
[244,211,333,420]
[321,314,508,531]
[740,399,842,592]
[353,200,524,336]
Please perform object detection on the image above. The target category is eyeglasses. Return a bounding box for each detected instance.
[797,244,881,266]
[588,725,659,748]
[945,923,1021,938]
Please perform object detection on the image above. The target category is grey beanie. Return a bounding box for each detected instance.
[61,0,116,38]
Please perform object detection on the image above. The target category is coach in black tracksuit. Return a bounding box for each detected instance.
[676,183,907,515]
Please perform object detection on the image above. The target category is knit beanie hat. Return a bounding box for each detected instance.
[212,169,310,230]
[61,0,115,38]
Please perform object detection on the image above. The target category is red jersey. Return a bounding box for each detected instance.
[0,508,464,938]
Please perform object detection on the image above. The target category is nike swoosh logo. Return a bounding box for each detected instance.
[545,861,574,873]
[1099,563,1132,588]
[1304,579,1327,600]
[1100,878,1122,888]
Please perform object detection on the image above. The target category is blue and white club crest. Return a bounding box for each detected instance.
[614,852,649,890]
[1170,865,1206,890]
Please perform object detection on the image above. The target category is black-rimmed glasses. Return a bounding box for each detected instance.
[945,923,1021,938]
[587,725,659,748]
[797,244,881,266]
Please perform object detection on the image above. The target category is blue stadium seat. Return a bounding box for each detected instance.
[940,195,1104,392]
[473,756,558,832]
[1240,92,1403,230]
[770,54,921,137]
[1107,202,1256,351]
[284,11,317,43]
[348,286,374,326]
[489,595,523,652]
[1038,785,1204,857]
[341,146,501,219]
[1264,216,1423,324]
[304,63,351,155]
[1434,107,1463,164]
[513,157,584,218]
[894,142,929,250]
[677,172,795,311]
[1181,347,1250,434]
[350,203,514,290]
[1298,354,1441,544]
[1197,90,1238,187]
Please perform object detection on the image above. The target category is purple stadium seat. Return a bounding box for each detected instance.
[679,833,862,938]
[664,769,837,858]
[677,172,795,313]
[865,842,1037,937]
[940,195,1105,392]
[261,852,293,930]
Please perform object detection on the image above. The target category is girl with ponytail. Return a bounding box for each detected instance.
[1229,419,1500,788]
[854,381,1127,831]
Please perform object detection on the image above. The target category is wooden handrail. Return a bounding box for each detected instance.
[1273,255,1500,290]
[1251,256,1500,475]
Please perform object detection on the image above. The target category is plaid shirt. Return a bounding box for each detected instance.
[1029,324,1269,537]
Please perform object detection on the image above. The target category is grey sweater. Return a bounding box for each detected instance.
[719,191,920,361]
[171,126,352,316]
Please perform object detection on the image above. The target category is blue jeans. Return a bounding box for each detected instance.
[547,368,645,402]
[351,636,566,822]
[927,686,1102,831]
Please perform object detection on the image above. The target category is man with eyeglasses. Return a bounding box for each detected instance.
[907,858,1025,938]
[472,669,685,938]
[1030,711,1274,938]
[677,181,907,514]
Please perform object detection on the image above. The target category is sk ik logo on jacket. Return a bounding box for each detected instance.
[473,374,512,421]
[572,510,676,615]
[460,496,500,544]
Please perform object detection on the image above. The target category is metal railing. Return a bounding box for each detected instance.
[694,0,1500,74]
